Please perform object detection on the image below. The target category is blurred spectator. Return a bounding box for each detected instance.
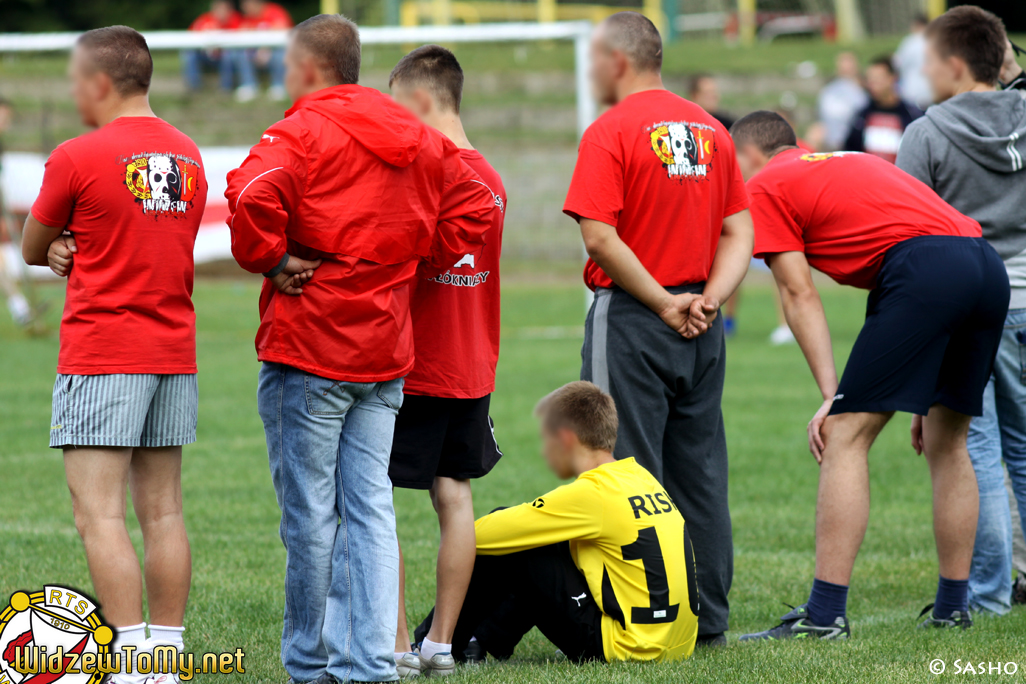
[894,12,933,109]
[844,56,923,163]
[235,0,293,102]
[817,52,869,150]
[689,73,734,129]
[181,0,242,93]
[1002,38,1025,91]
[0,96,33,328]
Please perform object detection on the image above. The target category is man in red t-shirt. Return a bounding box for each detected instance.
[182,0,242,92]
[225,16,493,683]
[234,0,293,102]
[731,112,1008,641]
[562,12,753,644]
[21,26,207,683]
[386,45,505,677]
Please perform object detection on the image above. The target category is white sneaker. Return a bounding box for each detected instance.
[234,85,258,103]
[419,652,455,677]
[769,324,796,346]
[395,651,421,678]
[267,85,287,102]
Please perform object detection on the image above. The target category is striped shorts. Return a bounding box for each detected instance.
[50,373,198,449]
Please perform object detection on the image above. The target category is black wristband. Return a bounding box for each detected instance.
[1003,70,1026,91]
[263,253,290,278]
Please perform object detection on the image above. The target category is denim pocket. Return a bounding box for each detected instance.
[376,378,404,412]
[304,374,357,416]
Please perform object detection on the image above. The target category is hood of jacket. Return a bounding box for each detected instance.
[288,84,427,167]
[925,90,1026,174]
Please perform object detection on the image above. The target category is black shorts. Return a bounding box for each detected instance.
[831,236,1009,417]
[389,394,502,489]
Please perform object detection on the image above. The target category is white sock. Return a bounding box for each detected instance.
[113,623,148,683]
[148,624,185,648]
[420,638,451,660]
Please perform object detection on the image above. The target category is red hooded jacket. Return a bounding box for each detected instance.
[226,85,495,382]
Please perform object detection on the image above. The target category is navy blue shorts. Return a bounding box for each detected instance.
[830,236,1009,417]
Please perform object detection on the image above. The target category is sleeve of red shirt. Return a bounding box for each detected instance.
[749,188,806,258]
[30,146,77,229]
[225,122,308,274]
[562,138,623,226]
[424,154,494,275]
[719,136,751,216]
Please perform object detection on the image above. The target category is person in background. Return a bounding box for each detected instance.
[844,56,923,163]
[0,95,34,329]
[817,52,868,151]
[689,73,734,129]
[894,13,933,110]
[234,0,292,102]
[387,45,507,678]
[181,0,241,93]
[1002,38,1025,92]
[896,5,1026,617]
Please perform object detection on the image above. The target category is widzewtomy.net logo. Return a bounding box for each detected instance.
[0,587,246,683]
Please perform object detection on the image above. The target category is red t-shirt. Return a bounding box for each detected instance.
[563,90,749,290]
[403,150,505,398]
[190,10,242,31]
[749,149,982,289]
[239,2,293,29]
[31,117,207,375]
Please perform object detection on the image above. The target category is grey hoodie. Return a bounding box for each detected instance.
[896,90,1026,261]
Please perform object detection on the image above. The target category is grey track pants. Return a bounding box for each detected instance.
[582,285,732,636]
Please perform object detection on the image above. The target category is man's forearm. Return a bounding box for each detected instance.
[780,288,839,400]
[584,224,672,314]
[703,213,755,305]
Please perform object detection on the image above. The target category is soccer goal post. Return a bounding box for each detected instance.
[0,21,597,138]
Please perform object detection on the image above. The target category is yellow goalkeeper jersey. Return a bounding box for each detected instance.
[474,457,698,661]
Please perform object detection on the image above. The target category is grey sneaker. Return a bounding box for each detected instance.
[419,652,456,677]
[395,652,422,678]
[739,603,850,641]
[917,604,973,630]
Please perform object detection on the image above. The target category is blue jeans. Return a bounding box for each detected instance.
[180,49,234,91]
[967,307,1026,614]
[258,362,403,682]
[235,47,285,89]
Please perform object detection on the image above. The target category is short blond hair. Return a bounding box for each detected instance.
[535,381,618,452]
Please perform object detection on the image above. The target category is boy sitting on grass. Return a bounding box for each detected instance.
[414,381,699,663]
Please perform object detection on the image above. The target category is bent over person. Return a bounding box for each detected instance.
[415,382,699,662]
[225,16,494,684]
[22,26,206,683]
[732,112,1008,640]
[563,11,753,643]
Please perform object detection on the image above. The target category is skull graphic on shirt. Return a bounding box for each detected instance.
[147,155,182,201]
[648,121,715,181]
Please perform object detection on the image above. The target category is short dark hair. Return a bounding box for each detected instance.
[912,12,929,28]
[730,110,797,154]
[926,5,1006,85]
[76,26,152,96]
[389,45,464,114]
[292,14,361,86]
[602,11,663,73]
[688,72,713,96]
[868,55,896,75]
[535,381,618,452]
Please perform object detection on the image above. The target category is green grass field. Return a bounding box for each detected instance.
[2,277,1025,683]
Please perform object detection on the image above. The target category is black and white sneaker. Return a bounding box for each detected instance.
[739,604,850,642]
[462,638,485,665]
[917,604,973,630]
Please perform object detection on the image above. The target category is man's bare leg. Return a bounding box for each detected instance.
[423,477,475,652]
[919,403,976,623]
[64,447,143,626]
[129,446,191,628]
[814,411,893,584]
